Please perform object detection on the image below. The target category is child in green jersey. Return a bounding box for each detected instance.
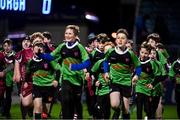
[49,25,90,119]
[85,33,110,118]
[146,33,168,119]
[91,41,114,119]
[149,47,167,119]
[104,28,141,119]
[135,43,162,119]
[169,58,180,118]
[1,39,15,118]
[26,41,59,119]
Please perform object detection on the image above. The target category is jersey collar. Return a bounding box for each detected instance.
[66,41,79,49]
[32,56,42,62]
[140,58,151,64]
[115,46,128,55]
[95,48,103,53]
[177,58,180,64]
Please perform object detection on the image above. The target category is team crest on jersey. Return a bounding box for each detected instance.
[74,52,79,57]
[146,67,150,72]
[62,52,66,55]
[44,63,48,69]
[125,58,129,63]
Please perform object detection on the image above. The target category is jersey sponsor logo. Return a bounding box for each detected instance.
[111,64,129,70]
[33,73,48,77]
[63,59,70,66]
[112,64,121,70]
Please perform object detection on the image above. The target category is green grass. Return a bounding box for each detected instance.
[130,105,178,119]
[0,103,178,119]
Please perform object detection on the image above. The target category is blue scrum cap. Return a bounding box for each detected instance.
[88,33,96,40]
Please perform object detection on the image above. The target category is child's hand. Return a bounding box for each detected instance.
[85,72,90,80]
[69,64,72,70]
[95,81,100,87]
[53,80,58,87]
[104,73,109,83]
[132,75,138,85]
[145,84,153,89]
[13,73,21,82]
[0,71,5,78]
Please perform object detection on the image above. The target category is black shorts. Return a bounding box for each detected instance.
[110,83,132,98]
[32,85,54,103]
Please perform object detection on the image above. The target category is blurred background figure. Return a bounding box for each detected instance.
[85,33,97,54]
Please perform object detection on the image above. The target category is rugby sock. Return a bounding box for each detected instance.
[122,113,130,119]
[112,108,120,119]
[20,102,27,119]
[28,106,33,117]
[35,113,41,119]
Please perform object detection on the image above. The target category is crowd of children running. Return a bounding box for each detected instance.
[0,24,179,120]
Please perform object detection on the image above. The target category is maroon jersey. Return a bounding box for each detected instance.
[0,52,5,71]
[45,43,55,53]
[15,48,33,82]
[49,45,55,52]
[0,52,5,97]
[21,82,33,97]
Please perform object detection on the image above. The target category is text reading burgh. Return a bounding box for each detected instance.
[0,0,25,11]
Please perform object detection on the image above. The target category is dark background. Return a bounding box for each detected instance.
[0,0,179,58]
[0,0,136,39]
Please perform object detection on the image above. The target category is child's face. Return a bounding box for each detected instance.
[97,42,105,51]
[22,40,31,49]
[140,48,149,60]
[104,45,112,53]
[149,50,157,59]
[64,28,77,42]
[43,37,51,44]
[88,42,94,49]
[33,44,44,54]
[93,39,98,48]
[3,43,13,53]
[126,43,132,50]
[148,39,156,48]
[115,33,127,47]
